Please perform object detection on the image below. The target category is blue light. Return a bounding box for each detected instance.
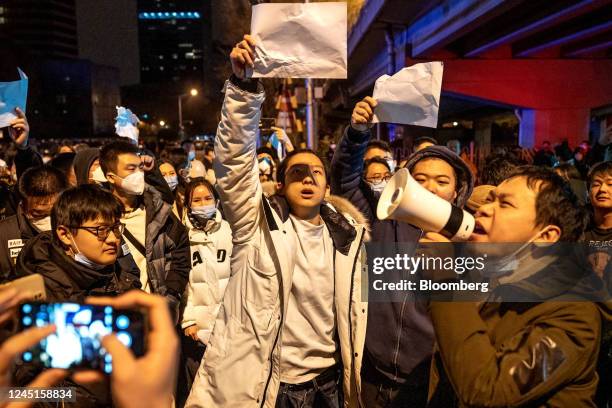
[117,332,132,347]
[116,315,130,330]
[22,304,32,314]
[23,352,32,362]
[22,316,32,326]
[138,11,201,20]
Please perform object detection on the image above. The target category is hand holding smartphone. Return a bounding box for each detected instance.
[19,301,147,374]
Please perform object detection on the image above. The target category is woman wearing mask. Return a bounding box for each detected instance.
[177,178,232,407]
[159,159,181,218]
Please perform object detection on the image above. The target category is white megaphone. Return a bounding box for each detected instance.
[377,168,474,241]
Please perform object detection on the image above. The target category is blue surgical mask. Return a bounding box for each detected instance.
[164,175,178,191]
[70,237,107,271]
[188,151,196,162]
[191,204,216,220]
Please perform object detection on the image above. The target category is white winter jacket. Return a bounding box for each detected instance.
[181,210,233,344]
[185,78,368,408]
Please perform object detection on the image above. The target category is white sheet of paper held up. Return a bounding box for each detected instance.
[372,62,443,128]
[0,68,28,128]
[248,2,347,79]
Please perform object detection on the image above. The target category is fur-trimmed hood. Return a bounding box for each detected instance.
[326,194,371,242]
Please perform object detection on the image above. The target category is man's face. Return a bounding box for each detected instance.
[24,194,59,220]
[411,158,457,203]
[364,147,391,161]
[470,176,543,243]
[106,153,142,186]
[365,162,391,184]
[65,217,121,266]
[279,153,327,217]
[205,150,215,162]
[590,173,612,210]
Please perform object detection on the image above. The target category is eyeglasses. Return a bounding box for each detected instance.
[365,174,392,185]
[71,223,126,241]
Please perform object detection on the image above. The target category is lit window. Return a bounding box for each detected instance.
[178,43,193,48]
[0,17,5,24]
[159,66,164,71]
[172,54,178,59]
[159,55,164,60]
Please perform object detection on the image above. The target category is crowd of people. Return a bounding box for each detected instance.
[0,34,610,408]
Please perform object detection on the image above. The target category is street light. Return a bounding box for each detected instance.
[159,120,166,127]
[178,88,199,138]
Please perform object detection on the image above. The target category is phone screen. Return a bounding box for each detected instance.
[19,302,146,373]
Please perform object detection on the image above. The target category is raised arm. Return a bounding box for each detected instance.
[213,35,266,245]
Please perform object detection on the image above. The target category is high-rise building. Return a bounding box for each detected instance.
[0,0,78,59]
[137,0,204,84]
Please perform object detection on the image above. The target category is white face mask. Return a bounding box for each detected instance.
[91,166,108,184]
[115,171,145,196]
[70,236,107,271]
[30,216,52,232]
[386,158,396,173]
[368,180,387,193]
[164,175,178,191]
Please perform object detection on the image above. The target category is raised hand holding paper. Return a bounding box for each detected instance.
[372,62,443,128]
[0,68,28,128]
[249,2,347,79]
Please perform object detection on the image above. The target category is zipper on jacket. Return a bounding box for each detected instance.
[392,292,409,382]
[348,228,366,407]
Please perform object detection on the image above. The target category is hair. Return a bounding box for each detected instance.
[554,163,582,182]
[414,136,438,148]
[158,159,176,172]
[99,140,140,175]
[184,178,218,209]
[480,155,521,186]
[256,146,279,162]
[50,152,76,177]
[277,148,328,185]
[19,165,68,200]
[52,184,123,238]
[363,157,391,176]
[507,166,587,242]
[204,144,214,155]
[365,140,391,155]
[587,161,612,188]
[181,139,194,148]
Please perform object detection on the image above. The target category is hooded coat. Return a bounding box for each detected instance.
[14,231,140,408]
[0,205,41,282]
[331,127,474,386]
[186,79,368,408]
[73,148,100,186]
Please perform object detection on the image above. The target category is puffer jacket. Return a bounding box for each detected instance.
[331,126,474,385]
[117,185,190,315]
[186,78,368,408]
[181,209,233,344]
[0,205,39,282]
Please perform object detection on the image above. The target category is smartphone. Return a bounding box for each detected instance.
[19,302,147,374]
[0,274,46,301]
[259,117,277,137]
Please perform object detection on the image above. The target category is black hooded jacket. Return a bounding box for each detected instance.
[13,232,140,408]
[15,231,140,301]
[0,206,40,282]
[73,148,100,186]
[331,125,475,385]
